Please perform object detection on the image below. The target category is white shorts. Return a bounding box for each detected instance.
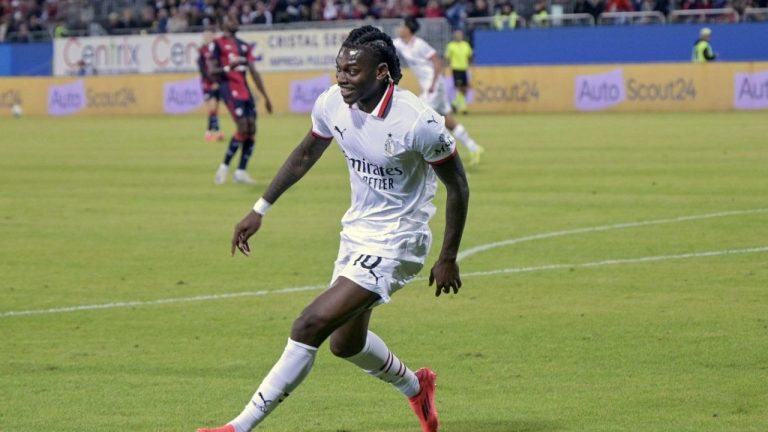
[420,79,453,116]
[330,242,425,306]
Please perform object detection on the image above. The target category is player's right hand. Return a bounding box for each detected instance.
[231,211,263,256]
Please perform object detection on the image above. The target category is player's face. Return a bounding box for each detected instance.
[336,47,387,108]
[398,24,411,40]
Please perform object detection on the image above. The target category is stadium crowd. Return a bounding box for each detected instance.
[1,0,766,42]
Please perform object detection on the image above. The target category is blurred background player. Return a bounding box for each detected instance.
[209,21,273,185]
[444,29,473,115]
[394,17,485,166]
[199,30,224,142]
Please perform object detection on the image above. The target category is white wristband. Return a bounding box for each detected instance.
[223,65,230,73]
[252,198,272,215]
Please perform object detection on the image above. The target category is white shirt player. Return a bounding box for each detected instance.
[393,36,453,115]
[393,36,438,94]
[311,81,457,263]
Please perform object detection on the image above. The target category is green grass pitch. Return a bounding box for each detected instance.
[1,111,767,431]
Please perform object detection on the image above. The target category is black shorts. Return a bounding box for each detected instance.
[223,97,256,120]
[203,87,221,101]
[220,82,256,120]
[452,70,469,87]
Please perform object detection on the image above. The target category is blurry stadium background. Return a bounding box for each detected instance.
[2,1,768,431]
[1,0,768,114]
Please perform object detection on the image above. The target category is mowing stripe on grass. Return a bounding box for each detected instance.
[457,208,768,262]
[2,246,767,318]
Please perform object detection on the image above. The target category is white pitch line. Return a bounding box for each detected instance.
[2,246,767,319]
[457,208,768,262]
[459,246,768,278]
[0,284,325,318]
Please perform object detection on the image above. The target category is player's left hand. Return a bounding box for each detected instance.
[231,211,263,257]
[429,258,462,297]
[265,98,273,114]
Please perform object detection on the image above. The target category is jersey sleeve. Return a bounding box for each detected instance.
[417,38,437,60]
[310,88,334,139]
[411,109,457,165]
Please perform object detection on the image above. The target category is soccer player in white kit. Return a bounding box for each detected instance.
[197,26,469,432]
[393,17,485,166]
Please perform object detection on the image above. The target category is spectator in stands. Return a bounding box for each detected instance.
[156,7,170,33]
[653,0,669,16]
[322,0,339,20]
[468,0,491,17]
[445,0,468,30]
[104,12,120,34]
[240,2,257,23]
[8,21,31,43]
[138,6,158,31]
[574,0,605,21]
[692,27,716,62]
[167,6,190,32]
[493,2,520,29]
[605,0,634,12]
[252,1,274,24]
[0,16,8,43]
[531,0,550,26]
[117,7,138,30]
[400,0,421,17]
[347,0,372,19]
[53,18,67,38]
[424,0,444,17]
[27,14,44,35]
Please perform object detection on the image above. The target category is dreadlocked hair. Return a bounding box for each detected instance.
[341,25,403,84]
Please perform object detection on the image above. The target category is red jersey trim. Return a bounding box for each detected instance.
[428,148,458,166]
[311,130,333,140]
[374,82,395,119]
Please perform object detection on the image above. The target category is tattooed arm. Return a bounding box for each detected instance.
[231,131,333,256]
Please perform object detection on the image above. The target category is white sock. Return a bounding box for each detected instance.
[228,339,317,432]
[344,331,420,398]
[219,162,229,170]
[452,124,479,153]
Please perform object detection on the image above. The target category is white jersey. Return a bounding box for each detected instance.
[394,36,453,115]
[311,82,457,262]
[393,36,438,94]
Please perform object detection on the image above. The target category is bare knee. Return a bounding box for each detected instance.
[291,310,333,347]
[329,333,365,358]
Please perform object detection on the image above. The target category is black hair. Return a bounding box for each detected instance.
[341,25,403,84]
[404,16,420,34]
